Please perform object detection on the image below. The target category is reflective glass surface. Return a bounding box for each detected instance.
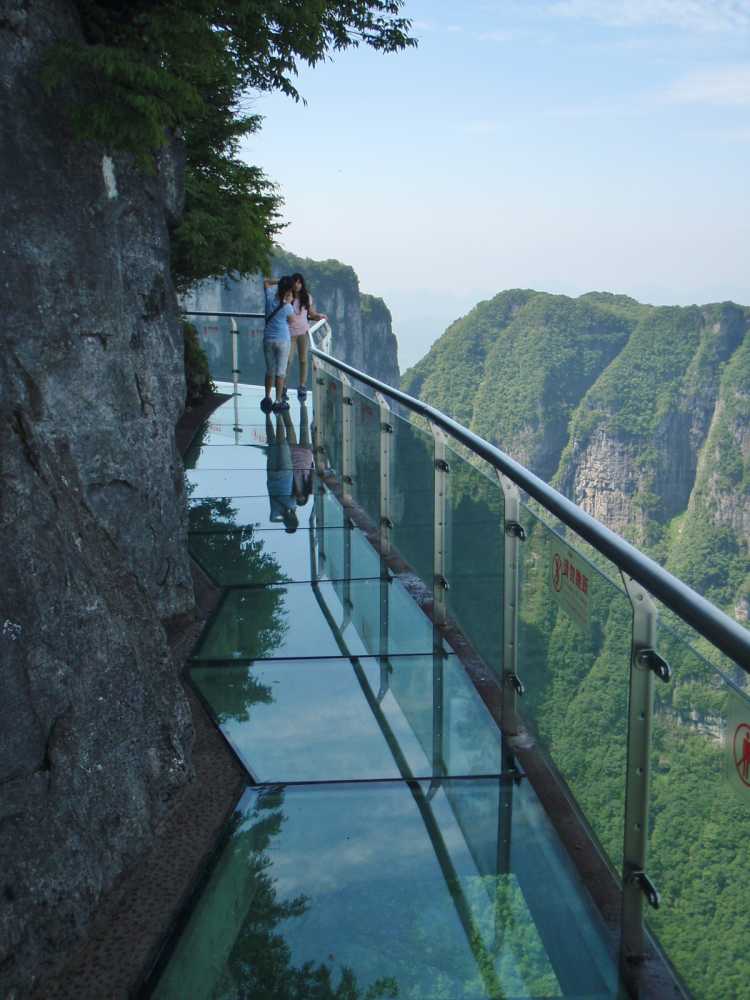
[444,447,505,674]
[389,409,435,585]
[190,654,504,783]
[315,367,343,477]
[193,578,446,662]
[152,781,619,999]
[518,505,632,874]
[191,320,266,384]
[350,386,381,525]
[167,374,629,1000]
[646,630,750,998]
[189,494,317,533]
[189,527,383,587]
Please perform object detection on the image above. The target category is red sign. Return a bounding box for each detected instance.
[734,723,750,788]
[553,553,562,592]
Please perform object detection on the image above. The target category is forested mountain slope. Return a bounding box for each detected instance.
[403,289,750,997]
[402,290,750,622]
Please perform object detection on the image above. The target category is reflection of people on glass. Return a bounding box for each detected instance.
[265,412,298,533]
[281,401,314,507]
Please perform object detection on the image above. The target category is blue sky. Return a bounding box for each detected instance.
[243,0,750,370]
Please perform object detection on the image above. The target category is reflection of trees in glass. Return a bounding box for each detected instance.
[189,495,240,531]
[184,420,215,472]
[191,525,291,588]
[189,494,289,660]
[194,665,273,727]
[204,792,400,1000]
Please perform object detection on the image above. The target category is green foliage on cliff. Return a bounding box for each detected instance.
[182,322,215,405]
[41,2,415,290]
[667,331,750,608]
[271,249,360,303]
[403,290,750,619]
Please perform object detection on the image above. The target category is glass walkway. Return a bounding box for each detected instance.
[151,383,620,1000]
[146,317,750,999]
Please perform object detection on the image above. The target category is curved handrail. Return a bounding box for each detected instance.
[180,307,750,668]
[309,343,750,671]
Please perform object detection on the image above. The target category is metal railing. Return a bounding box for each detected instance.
[184,307,749,995]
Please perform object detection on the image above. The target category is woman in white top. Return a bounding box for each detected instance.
[285,272,327,400]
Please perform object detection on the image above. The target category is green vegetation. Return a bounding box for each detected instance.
[272,248,360,304]
[400,288,750,995]
[182,322,215,406]
[42,2,415,291]
[405,290,749,618]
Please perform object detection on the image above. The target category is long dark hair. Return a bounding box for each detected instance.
[291,272,310,311]
[276,275,293,302]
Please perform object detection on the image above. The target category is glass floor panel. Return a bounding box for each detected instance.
[149,780,620,999]
[186,467,322,500]
[211,390,311,419]
[189,654,504,783]
[185,444,273,471]
[193,421,305,447]
[189,526,383,587]
[193,579,450,662]
[188,494,318,532]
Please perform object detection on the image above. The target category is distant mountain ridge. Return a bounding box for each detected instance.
[402,289,750,622]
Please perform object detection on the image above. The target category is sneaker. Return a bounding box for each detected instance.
[272,399,290,413]
[260,396,273,414]
[297,385,308,401]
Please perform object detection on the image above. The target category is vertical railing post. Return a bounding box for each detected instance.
[431,424,450,626]
[342,514,352,630]
[379,570,390,660]
[496,473,524,732]
[230,317,241,443]
[620,573,669,982]
[432,647,445,778]
[376,391,393,557]
[230,317,239,394]
[341,372,355,503]
[312,354,329,476]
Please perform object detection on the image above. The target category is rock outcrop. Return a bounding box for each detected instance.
[182,249,400,387]
[1,3,193,991]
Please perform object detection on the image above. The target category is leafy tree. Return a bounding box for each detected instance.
[42,1,416,290]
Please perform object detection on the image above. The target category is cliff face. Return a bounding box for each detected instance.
[1,3,193,991]
[402,290,750,616]
[182,249,400,387]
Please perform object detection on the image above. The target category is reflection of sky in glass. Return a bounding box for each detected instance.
[193,578,449,661]
[162,381,622,1000]
[191,654,504,784]
[153,782,578,1000]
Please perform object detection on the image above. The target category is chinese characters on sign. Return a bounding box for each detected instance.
[549,540,590,629]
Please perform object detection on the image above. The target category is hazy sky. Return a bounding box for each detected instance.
[243,0,750,370]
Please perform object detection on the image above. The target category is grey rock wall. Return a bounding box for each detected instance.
[1,2,193,991]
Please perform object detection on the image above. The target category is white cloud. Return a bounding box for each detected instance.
[547,0,750,33]
[664,65,750,105]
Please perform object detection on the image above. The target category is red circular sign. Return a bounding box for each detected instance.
[733,723,750,788]
[552,553,562,592]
